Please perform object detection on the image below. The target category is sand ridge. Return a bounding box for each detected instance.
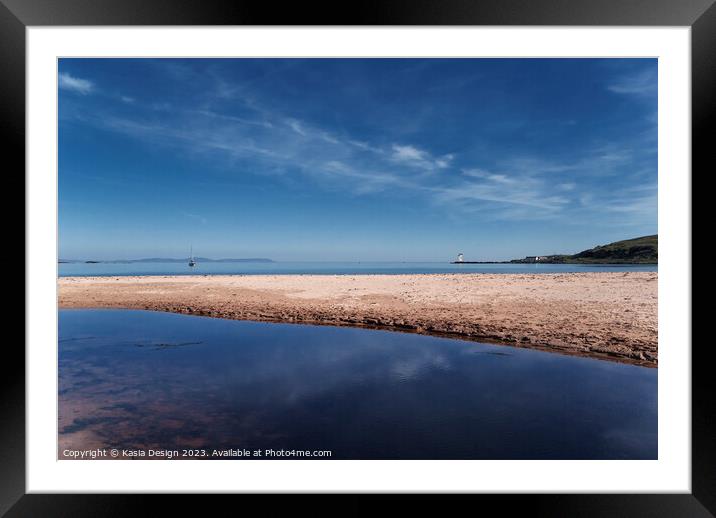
[58,272,658,366]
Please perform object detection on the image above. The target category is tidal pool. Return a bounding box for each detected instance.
[59,309,657,459]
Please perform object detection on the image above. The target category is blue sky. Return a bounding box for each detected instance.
[58,58,657,261]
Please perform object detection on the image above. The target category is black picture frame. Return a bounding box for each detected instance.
[5,0,710,513]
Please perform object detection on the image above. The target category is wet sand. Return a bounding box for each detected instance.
[58,272,658,366]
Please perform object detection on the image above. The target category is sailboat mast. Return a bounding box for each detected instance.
[188,245,196,267]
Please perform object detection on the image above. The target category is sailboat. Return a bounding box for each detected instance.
[188,245,196,268]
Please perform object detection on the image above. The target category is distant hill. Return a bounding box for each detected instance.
[59,258,274,264]
[511,235,657,264]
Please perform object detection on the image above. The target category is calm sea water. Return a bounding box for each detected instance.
[59,309,657,459]
[59,261,658,277]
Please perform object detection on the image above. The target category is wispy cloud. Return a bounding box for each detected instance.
[78,100,654,221]
[599,183,657,217]
[192,109,273,129]
[391,145,453,171]
[564,178,657,229]
[60,68,656,225]
[462,168,517,184]
[435,165,569,220]
[607,68,657,96]
[59,72,94,95]
[286,119,308,136]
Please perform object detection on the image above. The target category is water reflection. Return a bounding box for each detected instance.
[59,309,657,459]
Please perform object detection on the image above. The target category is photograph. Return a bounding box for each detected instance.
[56,57,659,461]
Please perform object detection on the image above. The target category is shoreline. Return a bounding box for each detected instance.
[58,272,658,367]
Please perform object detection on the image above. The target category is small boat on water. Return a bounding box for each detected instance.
[188,246,196,268]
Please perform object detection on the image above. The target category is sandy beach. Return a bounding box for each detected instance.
[58,272,658,366]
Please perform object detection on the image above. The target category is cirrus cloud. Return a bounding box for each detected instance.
[59,72,94,95]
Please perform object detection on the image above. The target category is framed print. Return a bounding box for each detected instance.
[6,0,712,513]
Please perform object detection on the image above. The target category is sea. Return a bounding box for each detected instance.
[59,261,658,277]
